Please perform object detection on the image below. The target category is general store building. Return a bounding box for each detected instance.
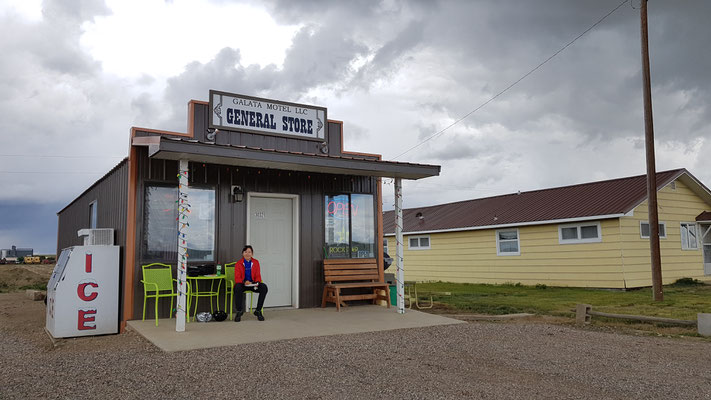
[57,91,440,330]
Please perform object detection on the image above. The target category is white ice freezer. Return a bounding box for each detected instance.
[45,245,120,338]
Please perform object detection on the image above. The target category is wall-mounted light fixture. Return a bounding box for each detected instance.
[319,141,329,154]
[231,185,244,202]
[206,128,220,141]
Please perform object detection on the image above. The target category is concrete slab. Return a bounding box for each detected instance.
[127,305,465,352]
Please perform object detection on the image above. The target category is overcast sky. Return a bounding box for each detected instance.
[1,0,709,253]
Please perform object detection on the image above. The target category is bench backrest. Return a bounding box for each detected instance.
[324,258,380,284]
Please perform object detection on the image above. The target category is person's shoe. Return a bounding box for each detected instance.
[234,310,244,322]
[254,310,265,321]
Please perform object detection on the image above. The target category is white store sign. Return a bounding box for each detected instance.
[210,90,327,140]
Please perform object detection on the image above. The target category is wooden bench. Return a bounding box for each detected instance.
[321,258,391,311]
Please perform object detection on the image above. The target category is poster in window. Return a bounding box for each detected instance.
[325,195,350,258]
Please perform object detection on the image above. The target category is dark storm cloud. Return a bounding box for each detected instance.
[0,0,131,206]
[425,134,498,161]
[0,201,64,254]
[3,0,711,250]
[154,48,279,131]
[7,0,112,76]
[263,0,382,23]
[281,25,368,91]
[155,25,368,131]
[419,0,711,143]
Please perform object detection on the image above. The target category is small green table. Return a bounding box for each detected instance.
[187,274,225,320]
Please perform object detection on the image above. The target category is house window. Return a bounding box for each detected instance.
[680,222,699,250]
[640,221,666,239]
[408,236,430,250]
[89,200,98,229]
[496,229,520,256]
[143,185,216,262]
[324,194,375,259]
[558,222,602,244]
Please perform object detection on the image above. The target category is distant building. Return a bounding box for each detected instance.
[0,245,33,259]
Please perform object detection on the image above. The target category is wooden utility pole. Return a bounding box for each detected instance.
[640,0,663,301]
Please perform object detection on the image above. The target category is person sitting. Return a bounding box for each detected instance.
[233,245,268,322]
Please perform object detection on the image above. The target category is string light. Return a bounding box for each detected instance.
[175,165,191,318]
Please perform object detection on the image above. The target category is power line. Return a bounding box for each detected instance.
[0,171,102,175]
[390,0,630,161]
[0,154,125,159]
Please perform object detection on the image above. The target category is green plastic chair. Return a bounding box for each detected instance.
[224,262,258,319]
[141,263,181,326]
[224,262,236,319]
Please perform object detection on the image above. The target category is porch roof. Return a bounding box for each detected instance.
[697,211,711,222]
[133,136,440,180]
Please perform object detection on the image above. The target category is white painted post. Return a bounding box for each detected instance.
[395,178,405,314]
[175,160,189,332]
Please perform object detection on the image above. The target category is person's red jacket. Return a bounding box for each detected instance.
[234,258,262,283]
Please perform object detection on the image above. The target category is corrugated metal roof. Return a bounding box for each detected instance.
[146,136,440,179]
[384,169,688,234]
[161,136,436,168]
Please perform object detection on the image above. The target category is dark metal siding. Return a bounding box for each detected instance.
[56,160,129,320]
[132,148,378,318]
[57,161,128,252]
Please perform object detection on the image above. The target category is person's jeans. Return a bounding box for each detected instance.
[233,282,269,312]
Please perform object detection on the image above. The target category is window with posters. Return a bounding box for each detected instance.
[324,194,375,259]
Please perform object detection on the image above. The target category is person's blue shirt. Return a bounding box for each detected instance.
[244,259,253,282]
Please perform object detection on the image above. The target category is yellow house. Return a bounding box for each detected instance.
[384,169,711,288]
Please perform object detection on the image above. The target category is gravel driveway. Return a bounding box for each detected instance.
[2,292,710,399]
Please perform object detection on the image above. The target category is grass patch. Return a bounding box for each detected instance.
[416,281,711,321]
[19,283,47,291]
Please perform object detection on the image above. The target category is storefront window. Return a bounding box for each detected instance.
[143,185,215,262]
[324,194,375,259]
[144,186,178,262]
[186,187,215,262]
[351,194,375,258]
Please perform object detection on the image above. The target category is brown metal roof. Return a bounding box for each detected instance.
[696,211,711,222]
[384,169,690,234]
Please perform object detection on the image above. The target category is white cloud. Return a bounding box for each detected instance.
[0,0,42,21]
[80,0,300,80]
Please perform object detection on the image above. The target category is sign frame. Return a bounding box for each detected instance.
[208,90,328,142]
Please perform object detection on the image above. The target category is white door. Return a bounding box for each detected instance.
[248,196,294,307]
[701,224,711,275]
